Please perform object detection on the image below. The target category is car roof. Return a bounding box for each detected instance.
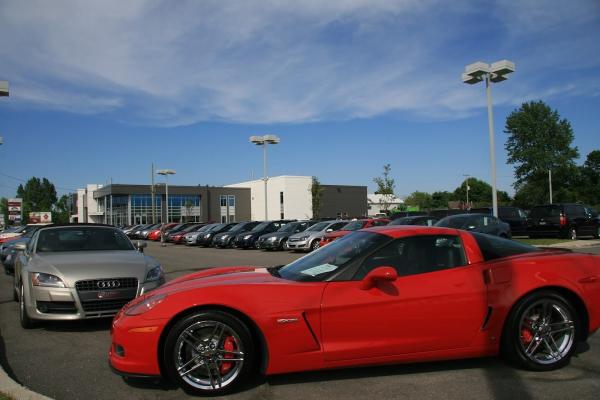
[36,223,116,231]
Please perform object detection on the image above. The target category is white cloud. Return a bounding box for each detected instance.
[0,0,598,125]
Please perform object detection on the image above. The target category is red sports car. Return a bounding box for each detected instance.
[319,218,389,247]
[147,223,178,241]
[109,226,600,395]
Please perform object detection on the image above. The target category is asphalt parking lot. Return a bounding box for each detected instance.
[1,242,599,400]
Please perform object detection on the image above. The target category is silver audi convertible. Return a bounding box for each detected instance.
[13,224,165,328]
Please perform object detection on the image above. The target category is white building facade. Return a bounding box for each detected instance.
[73,184,104,223]
[226,176,313,221]
[367,193,404,217]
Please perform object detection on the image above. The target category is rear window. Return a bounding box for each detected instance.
[530,206,560,218]
[471,232,540,261]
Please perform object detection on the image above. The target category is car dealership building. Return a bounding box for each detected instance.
[72,176,367,225]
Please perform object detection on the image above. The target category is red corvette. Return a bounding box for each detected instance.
[109,226,600,395]
[147,223,178,241]
[319,218,389,247]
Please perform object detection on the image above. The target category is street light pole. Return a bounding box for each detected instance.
[463,60,515,218]
[462,174,470,209]
[156,169,176,223]
[549,169,553,204]
[249,135,280,221]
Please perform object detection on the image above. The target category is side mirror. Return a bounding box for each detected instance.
[326,228,333,233]
[14,243,27,251]
[466,225,476,230]
[135,241,147,253]
[360,266,398,290]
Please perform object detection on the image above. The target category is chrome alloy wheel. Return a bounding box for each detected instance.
[518,299,575,365]
[174,320,245,391]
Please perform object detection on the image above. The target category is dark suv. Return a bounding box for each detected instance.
[470,206,529,236]
[528,203,600,240]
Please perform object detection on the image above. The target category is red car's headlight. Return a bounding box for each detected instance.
[124,293,168,316]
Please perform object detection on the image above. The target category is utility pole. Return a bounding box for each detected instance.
[151,163,156,223]
[549,169,553,204]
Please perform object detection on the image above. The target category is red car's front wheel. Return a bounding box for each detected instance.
[163,310,255,395]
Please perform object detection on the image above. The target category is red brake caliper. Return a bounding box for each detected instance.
[219,336,236,375]
[521,327,534,344]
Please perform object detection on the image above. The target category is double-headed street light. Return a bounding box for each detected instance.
[249,135,280,221]
[462,60,515,218]
[156,169,176,222]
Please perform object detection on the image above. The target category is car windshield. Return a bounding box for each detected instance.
[22,227,40,238]
[251,222,271,232]
[342,221,367,231]
[37,227,134,252]
[277,231,391,282]
[229,223,252,233]
[206,223,223,232]
[306,222,330,232]
[278,222,299,232]
[436,216,470,229]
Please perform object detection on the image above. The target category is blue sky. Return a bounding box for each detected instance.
[0,0,599,199]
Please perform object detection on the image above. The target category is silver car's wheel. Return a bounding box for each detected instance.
[20,284,36,329]
[518,299,575,365]
[310,240,320,251]
[164,311,254,395]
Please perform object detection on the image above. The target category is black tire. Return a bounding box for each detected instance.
[569,227,577,241]
[501,290,579,371]
[279,239,288,251]
[310,240,320,252]
[20,284,37,329]
[163,310,255,395]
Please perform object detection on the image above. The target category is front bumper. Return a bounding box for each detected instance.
[23,279,163,321]
[234,236,257,248]
[109,308,165,376]
[286,239,310,250]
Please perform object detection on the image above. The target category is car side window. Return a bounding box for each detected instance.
[330,222,347,231]
[27,233,37,253]
[354,235,467,280]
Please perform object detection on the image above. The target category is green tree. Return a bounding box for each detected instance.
[0,197,8,226]
[576,150,600,208]
[373,164,396,211]
[453,178,511,207]
[53,194,72,224]
[404,191,432,210]
[505,101,579,206]
[430,191,454,209]
[16,177,58,221]
[309,176,325,219]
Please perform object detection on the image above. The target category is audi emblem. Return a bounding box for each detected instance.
[97,280,121,289]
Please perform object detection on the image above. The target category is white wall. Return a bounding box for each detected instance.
[74,184,103,223]
[226,176,312,221]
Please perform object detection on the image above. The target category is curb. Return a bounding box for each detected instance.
[0,360,53,400]
[541,240,600,249]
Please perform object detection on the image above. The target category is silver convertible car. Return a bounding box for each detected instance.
[13,224,165,328]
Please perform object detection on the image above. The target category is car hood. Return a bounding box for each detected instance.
[155,266,280,295]
[27,250,157,286]
[260,232,291,240]
[289,231,322,239]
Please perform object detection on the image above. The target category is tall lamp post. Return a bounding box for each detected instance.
[462,60,515,218]
[156,169,176,222]
[249,135,280,221]
[462,174,471,209]
[1,81,8,147]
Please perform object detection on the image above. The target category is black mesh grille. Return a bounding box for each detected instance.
[75,278,138,291]
[80,299,131,313]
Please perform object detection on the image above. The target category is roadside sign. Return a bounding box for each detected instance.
[8,198,22,222]
[29,212,52,224]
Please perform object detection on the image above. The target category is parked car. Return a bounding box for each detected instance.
[109,226,600,395]
[471,206,529,236]
[183,223,219,245]
[193,223,238,247]
[1,225,45,274]
[139,223,162,240]
[319,218,389,247]
[257,221,317,250]
[388,215,439,226]
[435,213,511,237]
[122,224,143,236]
[213,222,261,248]
[527,203,600,240]
[169,223,205,244]
[428,209,466,220]
[147,223,178,241]
[128,224,154,239]
[287,220,349,251]
[233,220,295,249]
[0,224,46,244]
[14,224,164,328]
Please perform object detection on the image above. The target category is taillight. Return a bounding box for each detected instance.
[560,214,567,226]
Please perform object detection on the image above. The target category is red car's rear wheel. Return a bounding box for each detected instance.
[163,310,255,395]
[502,291,579,371]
